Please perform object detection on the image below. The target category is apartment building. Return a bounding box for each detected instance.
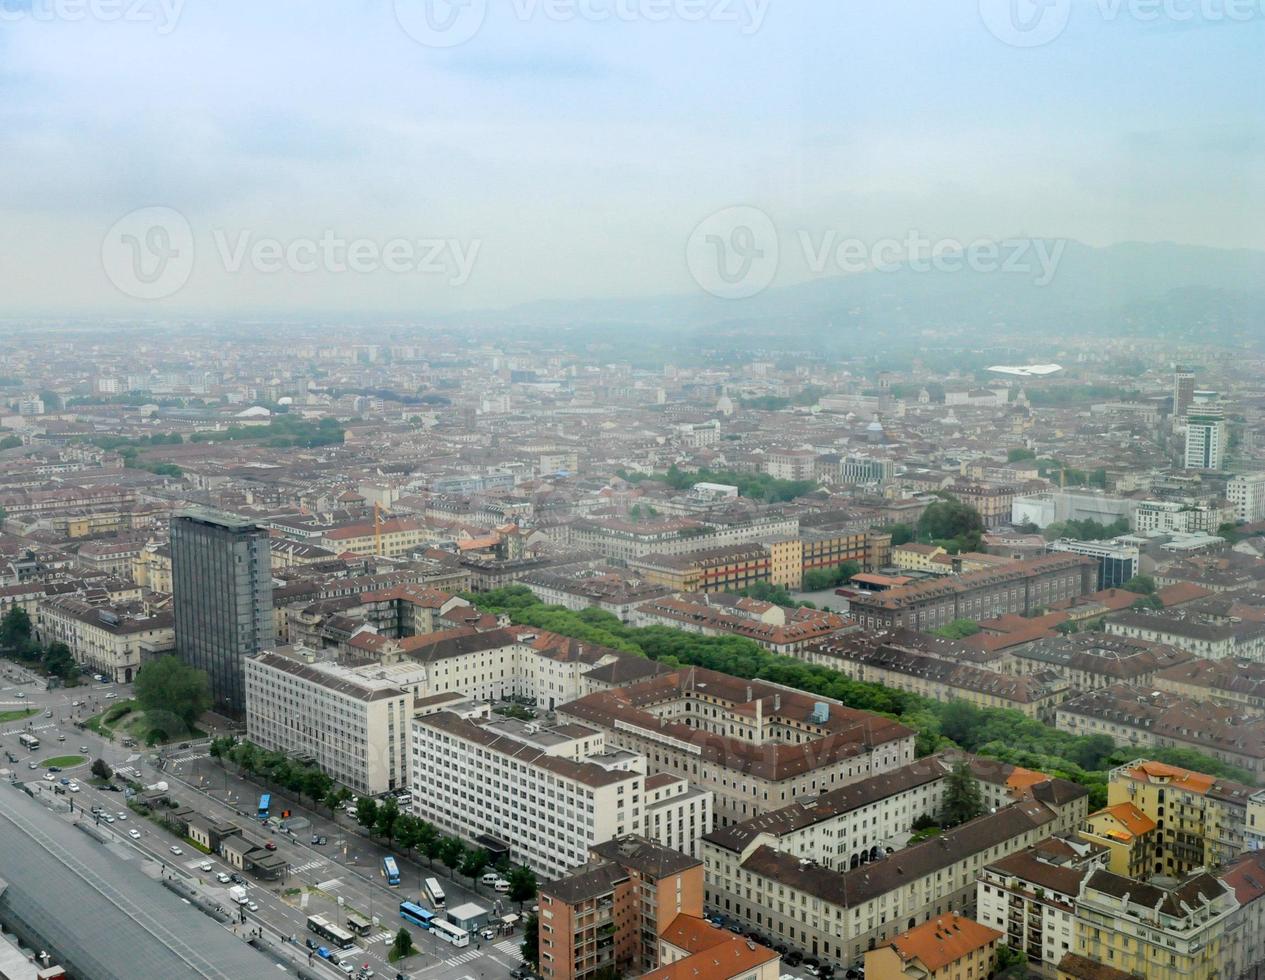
[571,514,799,563]
[318,516,427,557]
[810,633,1070,720]
[864,914,1001,980]
[518,568,674,621]
[644,773,713,860]
[848,554,1096,632]
[35,595,173,683]
[409,708,710,879]
[1073,868,1236,980]
[539,835,705,980]
[629,544,772,593]
[1106,609,1265,662]
[1228,473,1265,523]
[1133,499,1233,535]
[1008,633,1192,693]
[557,667,916,827]
[1056,684,1265,777]
[1106,759,1255,876]
[976,837,1107,973]
[1154,658,1265,715]
[630,593,853,656]
[892,543,947,573]
[706,799,1066,968]
[1079,802,1157,878]
[949,483,1017,529]
[703,753,1088,879]
[244,647,419,795]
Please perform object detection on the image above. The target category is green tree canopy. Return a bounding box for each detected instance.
[939,761,984,827]
[134,656,210,731]
[917,499,985,553]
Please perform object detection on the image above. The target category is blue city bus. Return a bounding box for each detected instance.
[258,794,271,819]
[399,901,434,929]
[381,855,400,886]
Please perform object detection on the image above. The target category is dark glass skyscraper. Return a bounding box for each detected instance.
[170,509,273,717]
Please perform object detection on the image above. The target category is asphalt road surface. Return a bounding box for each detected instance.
[0,673,527,980]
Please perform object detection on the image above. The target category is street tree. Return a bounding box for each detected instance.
[437,836,466,874]
[508,865,538,911]
[355,796,379,833]
[375,796,401,843]
[939,761,984,828]
[390,927,414,961]
[460,848,489,885]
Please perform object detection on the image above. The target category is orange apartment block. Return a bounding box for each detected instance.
[539,836,705,980]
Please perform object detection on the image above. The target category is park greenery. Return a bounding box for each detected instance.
[802,561,861,592]
[468,586,1258,808]
[1042,516,1129,542]
[389,927,415,962]
[189,415,344,448]
[916,498,985,554]
[616,464,817,503]
[939,762,985,827]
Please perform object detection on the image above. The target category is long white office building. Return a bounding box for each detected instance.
[409,703,712,878]
[245,646,425,796]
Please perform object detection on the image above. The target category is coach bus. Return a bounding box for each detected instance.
[18,733,39,751]
[398,901,435,930]
[430,919,469,948]
[257,793,270,819]
[381,855,400,886]
[423,876,445,908]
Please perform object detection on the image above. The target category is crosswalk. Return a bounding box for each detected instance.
[291,859,325,875]
[113,765,140,780]
[167,751,209,764]
[446,950,482,967]
[495,938,522,959]
[367,930,392,945]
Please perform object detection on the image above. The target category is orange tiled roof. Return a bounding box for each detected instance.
[884,914,1001,972]
[1125,760,1215,794]
[1090,802,1156,840]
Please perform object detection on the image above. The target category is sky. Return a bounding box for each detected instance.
[0,0,1262,315]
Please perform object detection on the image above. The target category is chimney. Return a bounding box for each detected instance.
[745,685,753,702]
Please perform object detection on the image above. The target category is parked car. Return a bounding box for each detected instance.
[481,928,496,941]
[56,734,65,741]
[105,693,118,699]
[264,841,277,851]
[128,829,141,839]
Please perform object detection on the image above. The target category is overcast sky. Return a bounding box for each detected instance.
[1,0,1262,315]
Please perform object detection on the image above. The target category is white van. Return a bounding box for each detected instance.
[480,871,500,887]
[494,878,511,893]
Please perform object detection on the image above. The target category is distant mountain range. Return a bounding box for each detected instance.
[490,240,1265,352]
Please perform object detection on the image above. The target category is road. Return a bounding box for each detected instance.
[0,673,527,980]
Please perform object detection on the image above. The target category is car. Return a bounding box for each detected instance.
[67,782,80,793]
[338,963,354,976]
[305,938,317,951]
[247,901,259,912]
[14,692,23,699]
[79,745,88,752]
[728,923,743,933]
[91,804,103,814]
[56,734,65,741]
[481,928,496,941]
[129,828,141,839]
[116,811,127,820]
[43,773,55,781]
[316,947,331,960]
[230,873,244,884]
[217,872,231,883]
[43,710,51,718]
[781,975,798,980]
[27,761,37,769]
[48,765,61,773]
[199,861,213,872]
[105,692,118,699]
[806,967,821,978]
[179,742,190,749]
[356,971,374,980]
[59,777,70,785]
[169,845,183,855]
[264,841,276,851]
[103,814,115,823]
[71,701,81,707]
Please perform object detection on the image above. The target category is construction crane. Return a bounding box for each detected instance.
[373,501,385,556]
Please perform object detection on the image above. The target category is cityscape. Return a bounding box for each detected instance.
[1,4,1265,980]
